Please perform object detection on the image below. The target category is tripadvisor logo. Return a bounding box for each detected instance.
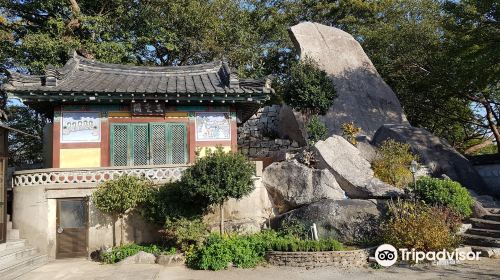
[375,244,398,267]
[374,244,481,267]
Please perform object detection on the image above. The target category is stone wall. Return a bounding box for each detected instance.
[265,249,369,268]
[238,105,302,158]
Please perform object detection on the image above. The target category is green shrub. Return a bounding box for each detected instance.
[382,200,461,252]
[101,243,175,264]
[161,217,209,250]
[372,140,417,188]
[306,115,328,145]
[414,176,474,217]
[181,147,255,233]
[341,122,361,145]
[139,181,206,225]
[282,57,337,116]
[92,175,154,245]
[186,231,343,270]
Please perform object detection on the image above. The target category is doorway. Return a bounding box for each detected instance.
[56,198,88,258]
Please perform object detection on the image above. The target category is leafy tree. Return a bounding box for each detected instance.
[180,148,255,234]
[92,175,153,246]
[5,104,47,168]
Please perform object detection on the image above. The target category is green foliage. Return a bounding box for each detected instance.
[161,217,209,251]
[278,220,309,240]
[101,243,175,264]
[181,148,255,206]
[282,57,337,116]
[414,176,474,217]
[92,175,153,245]
[140,181,206,225]
[341,122,361,145]
[186,231,343,270]
[5,105,48,168]
[306,115,328,146]
[372,140,418,188]
[382,200,461,252]
[92,175,153,216]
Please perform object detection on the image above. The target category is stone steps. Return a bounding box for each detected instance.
[483,214,500,222]
[462,233,500,248]
[467,228,500,239]
[484,208,500,214]
[470,218,500,230]
[0,215,48,279]
[0,253,48,280]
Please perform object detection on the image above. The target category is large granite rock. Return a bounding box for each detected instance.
[372,124,496,197]
[262,160,346,213]
[314,135,404,198]
[288,22,408,138]
[276,199,382,244]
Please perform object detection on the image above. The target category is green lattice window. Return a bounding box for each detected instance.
[110,123,187,166]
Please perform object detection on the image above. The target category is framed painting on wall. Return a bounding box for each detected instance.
[61,112,101,143]
[195,112,231,141]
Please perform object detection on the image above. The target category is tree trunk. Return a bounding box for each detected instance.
[112,215,117,247]
[464,139,493,155]
[219,202,224,235]
[120,215,124,246]
[482,101,500,154]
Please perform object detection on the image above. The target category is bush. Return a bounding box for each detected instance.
[341,122,361,145]
[181,147,255,233]
[161,217,209,251]
[92,175,153,245]
[372,140,418,188]
[382,200,461,252]
[282,57,337,116]
[306,115,328,145]
[101,243,175,264]
[186,231,343,270]
[139,181,206,225]
[414,176,474,217]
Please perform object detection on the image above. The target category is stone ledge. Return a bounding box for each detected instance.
[265,249,369,268]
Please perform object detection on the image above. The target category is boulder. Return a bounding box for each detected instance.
[288,22,408,138]
[278,104,308,146]
[275,199,382,244]
[314,135,404,199]
[156,253,185,266]
[262,160,346,213]
[372,124,496,197]
[118,251,156,265]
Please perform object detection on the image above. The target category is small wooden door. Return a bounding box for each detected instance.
[56,198,88,258]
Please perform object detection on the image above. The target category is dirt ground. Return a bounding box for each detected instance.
[19,258,500,280]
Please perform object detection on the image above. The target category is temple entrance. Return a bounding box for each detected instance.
[56,198,88,258]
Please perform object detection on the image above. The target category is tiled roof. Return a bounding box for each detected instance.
[3,51,271,101]
[2,52,272,122]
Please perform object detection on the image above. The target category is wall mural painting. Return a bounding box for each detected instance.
[195,112,231,141]
[61,112,101,143]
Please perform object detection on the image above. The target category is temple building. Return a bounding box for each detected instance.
[1,51,271,259]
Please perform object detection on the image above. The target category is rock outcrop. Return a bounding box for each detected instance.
[372,124,495,197]
[262,160,346,213]
[276,199,382,244]
[314,135,404,199]
[288,22,408,138]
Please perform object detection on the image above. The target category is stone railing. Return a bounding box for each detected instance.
[12,165,189,187]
